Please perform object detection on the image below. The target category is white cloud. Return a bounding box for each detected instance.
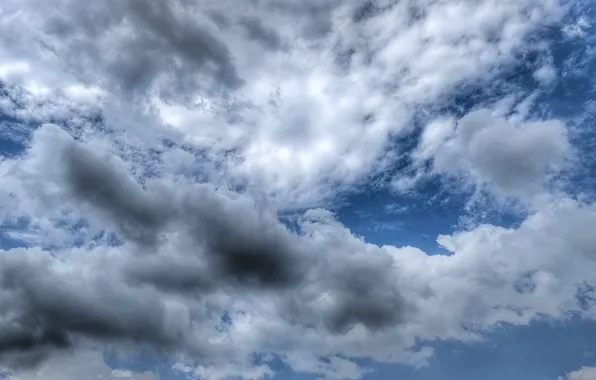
[0,0,565,207]
[534,63,558,85]
[4,349,156,380]
[0,0,593,379]
[282,354,369,380]
[173,361,274,380]
[415,117,457,162]
[560,366,596,380]
[428,109,570,199]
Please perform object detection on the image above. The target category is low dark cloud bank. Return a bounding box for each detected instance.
[0,139,410,367]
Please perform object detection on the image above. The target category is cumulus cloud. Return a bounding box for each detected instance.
[0,0,594,379]
[417,109,571,199]
[3,122,596,378]
[0,0,565,207]
[0,245,203,369]
[18,0,241,101]
[560,366,596,380]
[0,125,414,371]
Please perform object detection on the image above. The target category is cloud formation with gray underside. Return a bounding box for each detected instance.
[0,124,412,367]
[2,1,589,376]
[0,248,193,369]
[415,109,571,198]
[2,349,157,380]
[238,16,284,50]
[60,141,304,289]
[36,0,243,103]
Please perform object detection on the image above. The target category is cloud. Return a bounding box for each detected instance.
[46,0,241,102]
[173,360,274,380]
[1,0,594,379]
[0,0,566,207]
[560,366,596,380]
[3,121,596,379]
[60,136,306,290]
[0,124,414,370]
[0,246,196,368]
[4,349,157,380]
[282,354,369,380]
[238,16,284,51]
[420,109,570,199]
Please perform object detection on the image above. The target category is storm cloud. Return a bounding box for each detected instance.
[39,0,244,104]
[0,249,188,368]
[61,142,304,289]
[0,131,412,367]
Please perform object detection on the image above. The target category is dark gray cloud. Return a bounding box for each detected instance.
[41,0,243,104]
[325,266,406,334]
[124,0,243,91]
[61,143,303,289]
[239,16,283,50]
[62,144,167,246]
[0,138,411,367]
[62,142,409,331]
[124,257,213,294]
[281,256,408,335]
[0,251,183,368]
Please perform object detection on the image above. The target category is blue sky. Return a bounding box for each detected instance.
[1,0,596,379]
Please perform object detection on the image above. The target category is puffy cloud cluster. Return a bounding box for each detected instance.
[0,125,414,374]
[414,109,571,199]
[0,0,565,207]
[1,120,596,378]
[1,0,594,379]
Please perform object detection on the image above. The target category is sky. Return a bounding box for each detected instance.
[0,0,596,379]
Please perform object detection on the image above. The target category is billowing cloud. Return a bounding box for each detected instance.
[418,109,571,198]
[2,121,596,378]
[0,0,565,207]
[0,125,413,369]
[1,0,595,379]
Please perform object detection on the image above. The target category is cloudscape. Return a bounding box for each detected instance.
[1,0,596,379]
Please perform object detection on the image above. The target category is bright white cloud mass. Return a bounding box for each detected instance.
[0,0,595,379]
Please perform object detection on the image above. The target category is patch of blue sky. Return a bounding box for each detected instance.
[334,178,462,253]
[347,316,596,380]
[0,115,31,157]
[0,212,124,250]
[541,5,596,200]
[0,133,25,158]
[0,216,32,249]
